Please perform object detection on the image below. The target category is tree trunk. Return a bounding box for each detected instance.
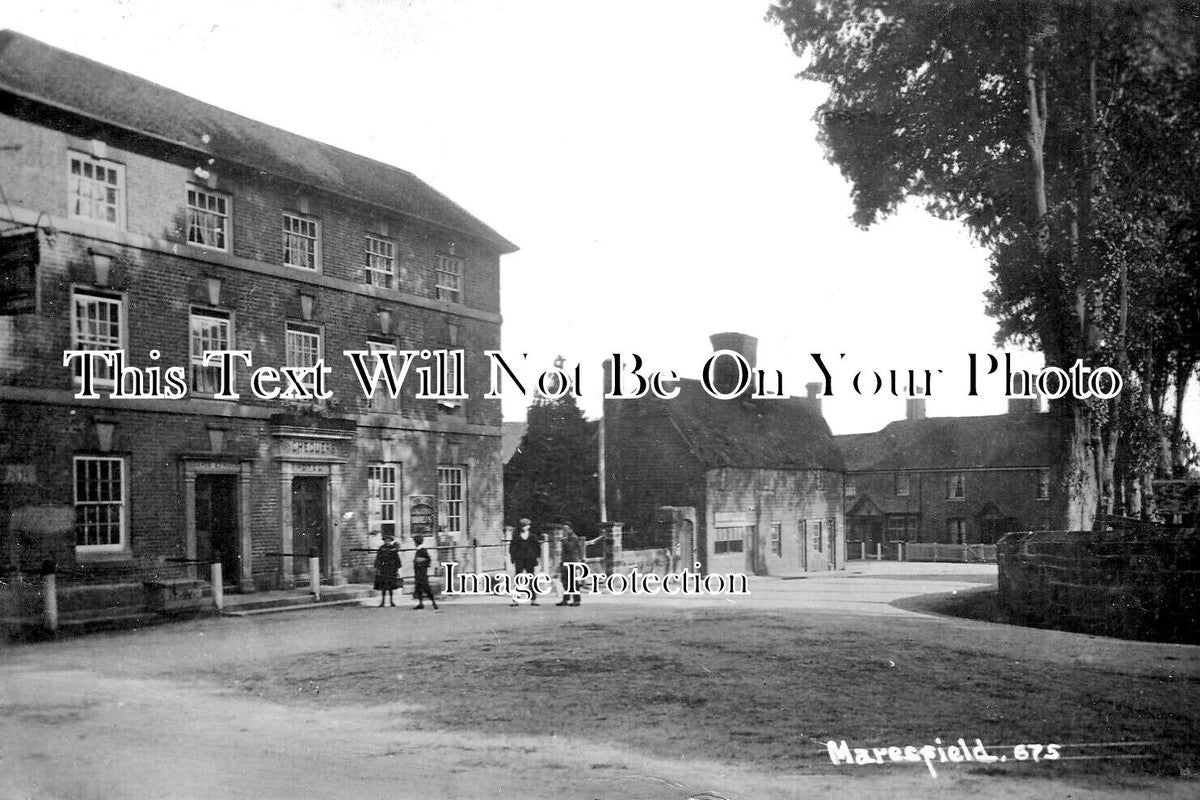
[1171,360,1193,476]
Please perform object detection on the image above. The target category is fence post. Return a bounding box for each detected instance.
[308,548,321,601]
[41,559,58,635]
[875,543,882,562]
[211,557,224,612]
[898,542,905,562]
[860,541,866,560]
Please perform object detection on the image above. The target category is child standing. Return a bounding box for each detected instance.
[411,535,439,611]
[373,531,402,607]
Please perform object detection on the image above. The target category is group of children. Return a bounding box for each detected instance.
[372,532,438,610]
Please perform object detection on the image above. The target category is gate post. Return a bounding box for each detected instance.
[875,543,882,562]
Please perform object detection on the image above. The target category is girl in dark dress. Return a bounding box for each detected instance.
[373,532,402,607]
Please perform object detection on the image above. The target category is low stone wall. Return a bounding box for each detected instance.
[614,547,673,575]
[996,528,1200,643]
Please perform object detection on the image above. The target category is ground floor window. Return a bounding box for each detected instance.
[714,525,749,554]
[438,466,465,536]
[770,522,782,557]
[368,465,398,537]
[947,518,966,544]
[813,520,824,552]
[886,514,919,541]
[74,456,126,551]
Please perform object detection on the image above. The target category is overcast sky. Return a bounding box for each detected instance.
[7,0,1196,436]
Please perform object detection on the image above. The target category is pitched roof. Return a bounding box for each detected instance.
[638,378,844,472]
[0,30,517,254]
[501,421,527,464]
[837,412,1056,472]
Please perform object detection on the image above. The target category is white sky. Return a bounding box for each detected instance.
[6,0,1196,437]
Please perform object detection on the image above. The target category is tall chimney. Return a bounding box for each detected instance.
[805,381,823,414]
[708,332,757,396]
[906,396,926,420]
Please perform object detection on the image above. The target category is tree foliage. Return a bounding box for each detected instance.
[503,395,599,536]
[769,0,1200,525]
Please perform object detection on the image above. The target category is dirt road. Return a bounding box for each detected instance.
[2,564,1196,800]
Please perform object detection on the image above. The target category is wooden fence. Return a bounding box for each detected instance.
[846,540,997,563]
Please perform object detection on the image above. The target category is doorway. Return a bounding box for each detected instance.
[195,474,239,583]
[291,476,329,577]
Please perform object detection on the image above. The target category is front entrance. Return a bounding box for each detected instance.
[195,474,239,583]
[291,476,329,577]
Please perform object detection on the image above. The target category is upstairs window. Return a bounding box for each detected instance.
[365,236,396,288]
[187,188,230,250]
[366,338,401,413]
[71,290,124,389]
[285,322,322,396]
[283,213,320,270]
[947,472,966,500]
[69,153,124,227]
[894,473,911,496]
[435,254,463,302]
[190,310,232,395]
[844,479,856,498]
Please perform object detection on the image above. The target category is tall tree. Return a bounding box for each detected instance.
[503,395,599,536]
[769,0,1200,528]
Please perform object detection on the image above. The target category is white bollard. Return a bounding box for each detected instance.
[211,562,224,611]
[876,543,882,562]
[42,562,58,634]
[898,542,905,562]
[308,550,321,601]
[860,541,866,560]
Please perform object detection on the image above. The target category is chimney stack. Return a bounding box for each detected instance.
[805,381,823,414]
[708,332,757,396]
[906,395,926,421]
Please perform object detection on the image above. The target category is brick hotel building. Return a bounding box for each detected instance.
[0,31,516,596]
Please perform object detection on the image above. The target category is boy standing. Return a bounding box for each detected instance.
[411,535,439,611]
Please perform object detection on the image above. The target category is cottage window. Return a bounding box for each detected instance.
[947,472,966,500]
[283,213,320,270]
[368,465,398,538]
[365,236,395,288]
[190,310,232,395]
[75,456,126,551]
[71,290,124,389]
[771,522,782,557]
[435,254,463,302]
[813,520,824,553]
[844,479,856,498]
[187,188,230,250]
[894,473,910,496]
[714,525,748,554]
[68,153,124,227]
[886,514,918,541]
[947,518,966,544]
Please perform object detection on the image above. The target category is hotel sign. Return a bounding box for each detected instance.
[274,435,349,461]
[0,231,38,315]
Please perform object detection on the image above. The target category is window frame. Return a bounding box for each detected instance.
[284,321,323,397]
[947,472,966,500]
[186,186,231,251]
[67,151,125,228]
[437,466,466,537]
[282,212,321,271]
[770,521,782,558]
[368,464,399,538]
[189,308,233,397]
[947,518,967,544]
[813,520,824,553]
[894,473,911,497]
[435,254,463,303]
[70,288,125,390]
[364,235,396,289]
[365,337,401,413]
[713,524,749,555]
[74,455,127,553]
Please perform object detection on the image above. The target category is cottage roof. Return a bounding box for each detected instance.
[837,413,1055,472]
[0,30,517,254]
[642,378,844,472]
